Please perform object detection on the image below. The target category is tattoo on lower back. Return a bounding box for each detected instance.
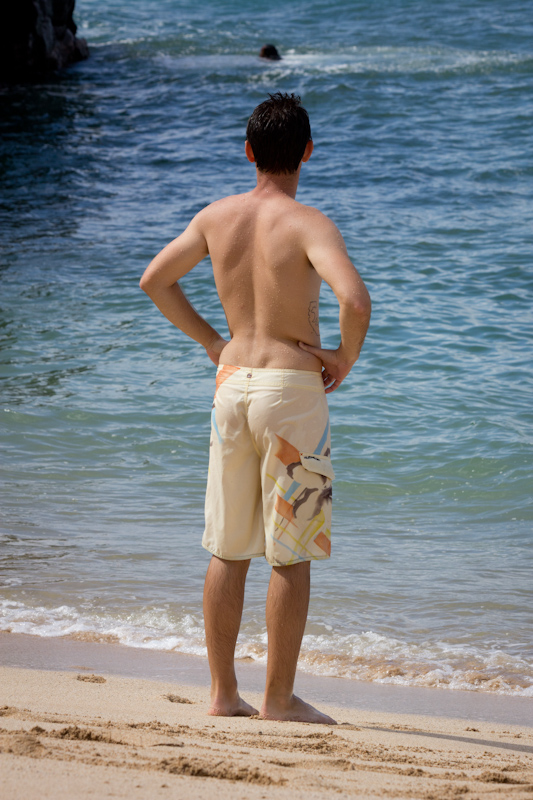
[308,301,320,336]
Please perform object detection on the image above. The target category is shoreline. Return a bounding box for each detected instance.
[1,631,532,727]
[1,662,532,799]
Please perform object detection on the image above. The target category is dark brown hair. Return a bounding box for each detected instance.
[246,93,312,175]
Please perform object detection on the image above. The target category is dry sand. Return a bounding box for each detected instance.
[1,666,532,799]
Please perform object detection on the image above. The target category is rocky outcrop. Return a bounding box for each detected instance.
[0,0,89,82]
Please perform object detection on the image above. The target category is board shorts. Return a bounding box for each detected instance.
[202,365,335,566]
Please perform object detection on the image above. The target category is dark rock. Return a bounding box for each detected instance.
[0,0,89,83]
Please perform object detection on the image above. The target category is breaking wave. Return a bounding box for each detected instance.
[2,599,532,697]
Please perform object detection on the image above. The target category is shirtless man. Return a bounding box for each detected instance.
[140,93,371,725]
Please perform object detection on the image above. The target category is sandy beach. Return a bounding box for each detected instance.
[1,661,532,800]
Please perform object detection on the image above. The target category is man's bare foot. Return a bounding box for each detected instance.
[259,694,337,724]
[208,693,258,717]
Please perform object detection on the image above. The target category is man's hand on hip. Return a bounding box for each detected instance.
[206,336,230,366]
[298,342,357,394]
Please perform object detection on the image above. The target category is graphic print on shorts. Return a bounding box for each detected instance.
[267,420,333,564]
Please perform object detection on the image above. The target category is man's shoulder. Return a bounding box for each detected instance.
[291,203,340,237]
[193,194,338,239]
[198,193,250,217]
[293,202,331,221]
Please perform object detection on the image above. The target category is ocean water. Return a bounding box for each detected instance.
[1,0,532,697]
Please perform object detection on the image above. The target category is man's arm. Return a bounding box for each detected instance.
[299,212,371,393]
[139,213,228,365]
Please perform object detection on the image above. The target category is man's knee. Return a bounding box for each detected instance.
[272,560,310,582]
[209,555,251,580]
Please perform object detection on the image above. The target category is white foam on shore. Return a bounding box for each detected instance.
[2,599,532,697]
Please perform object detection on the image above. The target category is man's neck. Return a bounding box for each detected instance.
[253,167,302,200]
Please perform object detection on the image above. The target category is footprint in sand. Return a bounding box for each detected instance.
[164,694,194,705]
[76,674,106,683]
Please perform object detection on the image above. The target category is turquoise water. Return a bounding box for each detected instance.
[1,0,532,695]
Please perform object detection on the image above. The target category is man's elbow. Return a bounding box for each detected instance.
[358,294,372,322]
[344,291,371,322]
[139,270,159,296]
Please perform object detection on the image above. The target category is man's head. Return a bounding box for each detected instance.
[246,92,312,175]
[259,43,281,61]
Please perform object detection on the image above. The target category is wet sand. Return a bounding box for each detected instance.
[1,631,532,726]
[1,636,533,798]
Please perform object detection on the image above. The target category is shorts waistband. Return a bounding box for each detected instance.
[217,364,324,390]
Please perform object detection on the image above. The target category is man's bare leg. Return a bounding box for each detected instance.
[203,555,258,716]
[260,561,337,724]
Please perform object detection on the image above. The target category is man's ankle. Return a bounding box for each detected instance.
[211,681,239,701]
[263,688,294,708]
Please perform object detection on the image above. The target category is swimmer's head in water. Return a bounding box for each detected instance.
[259,44,281,61]
[246,92,312,175]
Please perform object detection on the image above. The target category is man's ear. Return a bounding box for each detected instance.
[245,140,256,163]
[302,139,314,163]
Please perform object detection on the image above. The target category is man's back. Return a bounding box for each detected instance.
[198,187,324,371]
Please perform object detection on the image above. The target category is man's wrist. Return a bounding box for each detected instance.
[204,331,224,352]
[336,343,360,367]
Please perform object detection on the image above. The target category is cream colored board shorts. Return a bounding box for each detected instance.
[202,365,335,567]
